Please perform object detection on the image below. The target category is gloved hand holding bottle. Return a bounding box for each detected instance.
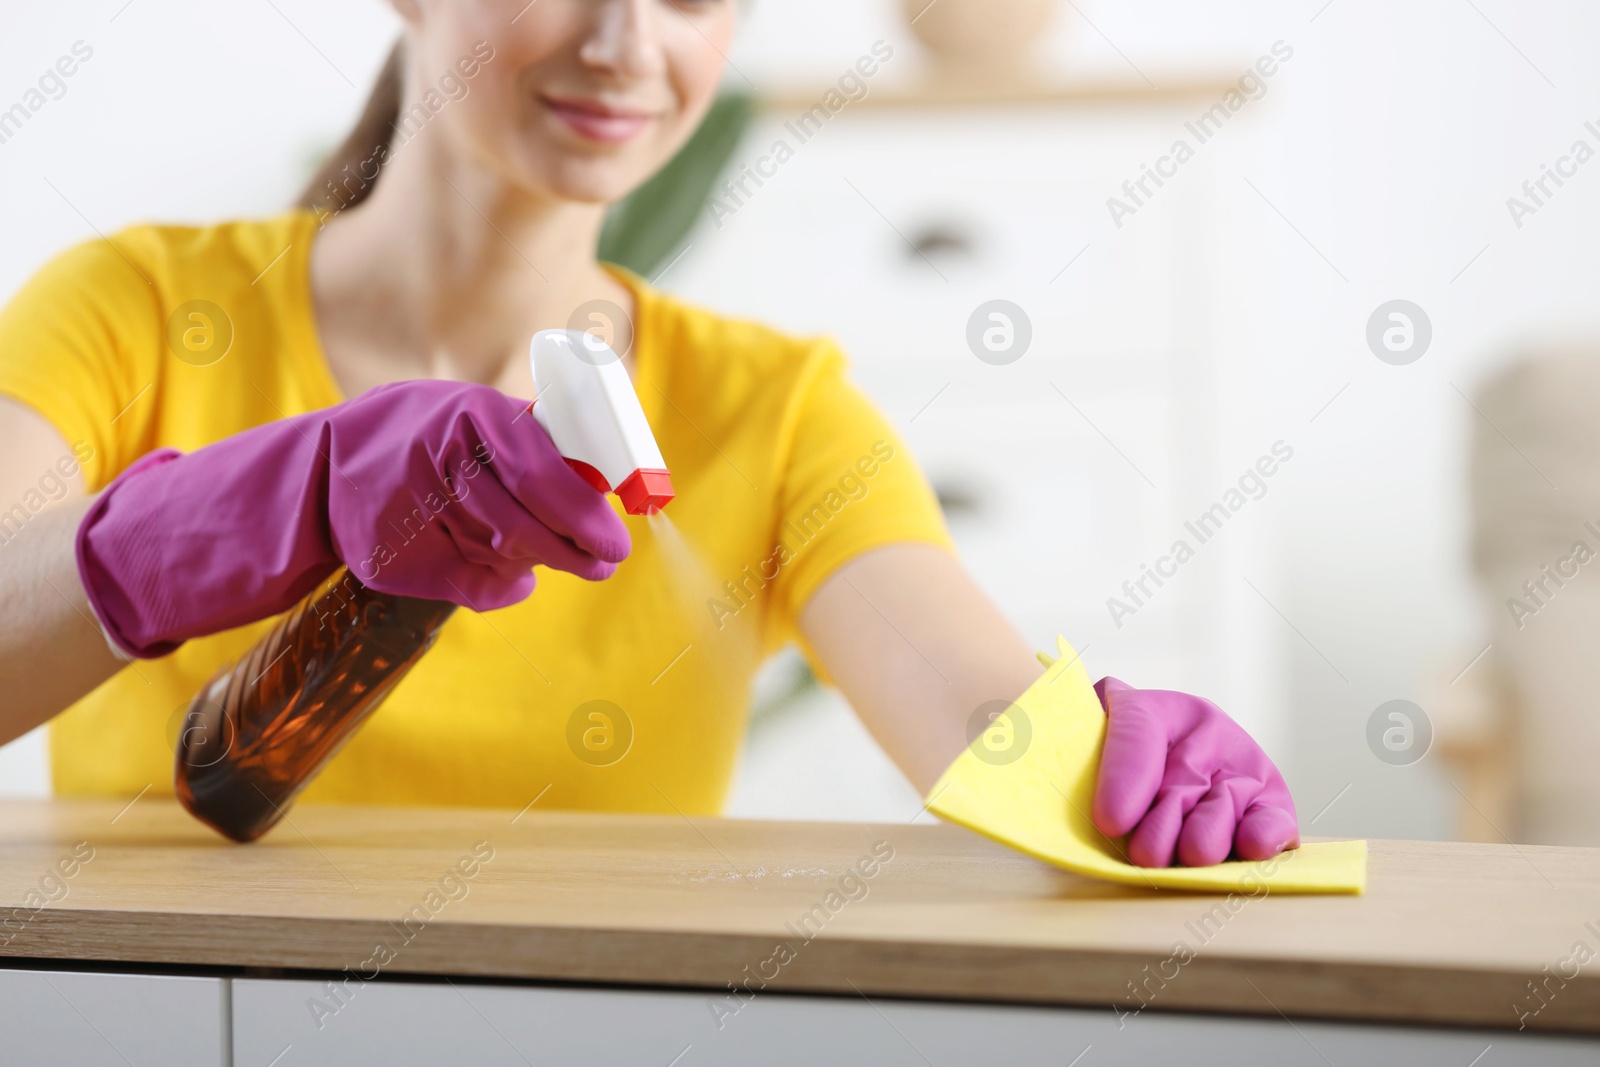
[1090,677,1300,868]
[77,379,631,659]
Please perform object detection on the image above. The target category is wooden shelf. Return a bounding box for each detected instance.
[3,799,1598,1033]
[756,74,1243,113]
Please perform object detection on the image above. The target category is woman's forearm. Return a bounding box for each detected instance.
[0,495,125,746]
[800,543,1045,793]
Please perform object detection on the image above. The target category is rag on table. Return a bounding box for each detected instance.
[926,636,1368,895]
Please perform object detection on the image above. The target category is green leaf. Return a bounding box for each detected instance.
[598,93,755,278]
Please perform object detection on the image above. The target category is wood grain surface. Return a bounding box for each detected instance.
[2,799,1597,1033]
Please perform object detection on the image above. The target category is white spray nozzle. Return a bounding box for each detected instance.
[528,329,674,515]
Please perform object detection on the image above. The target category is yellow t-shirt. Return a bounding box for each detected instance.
[0,210,952,815]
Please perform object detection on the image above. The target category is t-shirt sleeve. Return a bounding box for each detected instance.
[0,237,164,491]
[765,341,955,683]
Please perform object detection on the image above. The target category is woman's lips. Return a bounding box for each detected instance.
[543,96,656,144]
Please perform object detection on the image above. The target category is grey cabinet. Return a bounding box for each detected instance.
[0,967,228,1066]
[229,976,1597,1067]
[3,966,1594,1064]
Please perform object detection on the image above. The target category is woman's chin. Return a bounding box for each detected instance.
[496,117,678,205]
[515,154,651,207]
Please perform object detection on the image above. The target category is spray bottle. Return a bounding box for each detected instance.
[174,330,673,841]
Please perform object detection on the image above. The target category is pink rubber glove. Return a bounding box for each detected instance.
[77,380,631,658]
[1091,677,1300,868]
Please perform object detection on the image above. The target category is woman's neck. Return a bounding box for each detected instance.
[308,132,634,398]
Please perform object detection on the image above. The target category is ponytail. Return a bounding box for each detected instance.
[299,39,404,218]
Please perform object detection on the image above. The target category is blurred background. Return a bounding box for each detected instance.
[5,0,1600,847]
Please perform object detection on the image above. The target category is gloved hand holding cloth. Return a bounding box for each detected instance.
[927,637,1365,891]
[1091,676,1300,869]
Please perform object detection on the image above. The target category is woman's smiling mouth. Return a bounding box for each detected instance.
[542,95,658,144]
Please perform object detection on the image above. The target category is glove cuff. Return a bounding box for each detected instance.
[75,449,185,659]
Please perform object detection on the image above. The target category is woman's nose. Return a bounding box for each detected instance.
[579,0,667,79]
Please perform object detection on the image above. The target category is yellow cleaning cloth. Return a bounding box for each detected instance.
[926,637,1367,894]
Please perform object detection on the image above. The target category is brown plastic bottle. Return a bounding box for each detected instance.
[174,567,456,842]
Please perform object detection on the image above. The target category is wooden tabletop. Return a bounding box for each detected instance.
[2,799,1597,1034]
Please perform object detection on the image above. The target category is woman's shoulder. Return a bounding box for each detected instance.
[10,212,307,314]
[626,272,847,388]
[4,211,314,343]
[56,209,316,292]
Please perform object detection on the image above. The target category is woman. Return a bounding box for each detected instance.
[0,0,1296,868]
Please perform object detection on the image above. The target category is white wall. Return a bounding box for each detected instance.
[4,1,1598,843]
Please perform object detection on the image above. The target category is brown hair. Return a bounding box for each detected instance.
[299,39,405,218]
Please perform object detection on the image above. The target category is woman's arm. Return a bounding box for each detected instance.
[800,542,1299,867]
[798,542,1043,793]
[0,398,125,746]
